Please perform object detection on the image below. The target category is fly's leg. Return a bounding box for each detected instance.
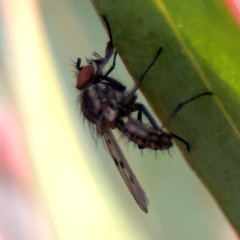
[95,15,116,75]
[75,16,115,76]
[170,133,190,152]
[101,14,118,76]
[105,51,117,76]
[133,103,190,151]
[162,92,213,128]
[134,103,161,131]
[102,15,113,49]
[124,46,164,105]
[165,92,213,151]
[134,92,213,151]
[101,16,117,77]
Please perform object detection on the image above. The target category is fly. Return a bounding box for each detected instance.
[75,16,213,213]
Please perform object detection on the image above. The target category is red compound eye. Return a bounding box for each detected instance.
[76,65,94,89]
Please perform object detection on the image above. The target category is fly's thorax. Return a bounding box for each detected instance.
[81,82,126,133]
[117,116,173,150]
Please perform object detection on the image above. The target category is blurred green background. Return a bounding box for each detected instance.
[0,0,238,239]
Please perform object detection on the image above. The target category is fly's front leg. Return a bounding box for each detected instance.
[101,15,117,77]
[105,51,117,76]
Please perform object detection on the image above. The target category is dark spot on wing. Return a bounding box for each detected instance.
[119,161,124,169]
[113,158,118,166]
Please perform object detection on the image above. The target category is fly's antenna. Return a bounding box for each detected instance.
[124,46,164,105]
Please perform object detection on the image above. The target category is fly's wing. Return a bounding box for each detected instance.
[103,130,149,213]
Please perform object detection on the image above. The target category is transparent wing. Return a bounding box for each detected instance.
[103,130,149,213]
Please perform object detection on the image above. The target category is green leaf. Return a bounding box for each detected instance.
[92,0,240,234]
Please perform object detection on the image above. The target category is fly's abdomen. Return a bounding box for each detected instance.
[117,117,173,150]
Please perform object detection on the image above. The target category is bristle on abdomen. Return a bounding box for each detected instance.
[117,117,173,150]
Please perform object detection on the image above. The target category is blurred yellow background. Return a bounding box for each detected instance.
[0,0,238,239]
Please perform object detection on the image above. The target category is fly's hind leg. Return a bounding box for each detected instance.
[162,92,213,129]
[134,103,161,131]
[165,91,213,151]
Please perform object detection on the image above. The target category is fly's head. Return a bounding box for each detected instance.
[75,58,99,90]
